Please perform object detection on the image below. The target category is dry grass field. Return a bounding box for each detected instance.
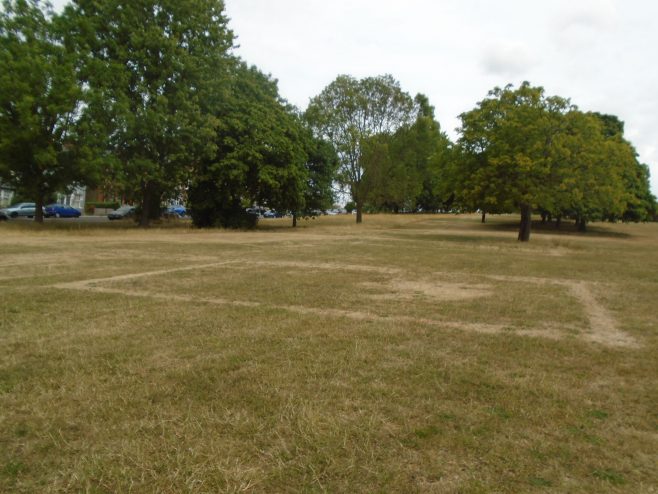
[1,214,656,493]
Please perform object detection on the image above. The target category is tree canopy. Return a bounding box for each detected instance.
[66,0,235,226]
[189,63,332,228]
[0,0,88,222]
[0,4,654,234]
[454,82,655,240]
[363,94,452,213]
[305,74,417,223]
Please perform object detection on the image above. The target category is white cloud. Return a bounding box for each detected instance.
[554,0,618,31]
[481,43,537,77]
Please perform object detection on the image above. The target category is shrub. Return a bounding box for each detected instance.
[85,201,120,210]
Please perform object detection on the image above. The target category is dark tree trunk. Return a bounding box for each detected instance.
[518,204,532,242]
[577,217,587,232]
[34,189,44,224]
[356,202,363,224]
[481,210,486,223]
[556,215,562,229]
[540,212,547,224]
[139,182,153,228]
[292,213,297,228]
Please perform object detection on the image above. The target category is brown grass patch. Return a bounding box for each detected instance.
[1,213,656,492]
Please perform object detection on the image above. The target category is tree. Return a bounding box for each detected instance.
[305,74,416,223]
[67,0,234,226]
[292,130,339,227]
[189,63,310,228]
[455,85,653,239]
[621,161,656,222]
[366,94,452,213]
[589,113,656,223]
[547,111,627,231]
[0,0,88,223]
[543,111,655,231]
[456,83,572,241]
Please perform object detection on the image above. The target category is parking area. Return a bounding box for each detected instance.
[3,215,110,223]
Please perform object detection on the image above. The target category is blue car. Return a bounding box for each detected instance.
[45,204,82,218]
[164,205,186,218]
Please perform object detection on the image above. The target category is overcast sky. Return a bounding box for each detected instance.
[224,0,658,193]
[51,0,658,193]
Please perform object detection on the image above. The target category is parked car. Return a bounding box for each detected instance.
[163,205,186,218]
[45,203,81,218]
[245,207,263,217]
[0,202,39,218]
[107,205,136,220]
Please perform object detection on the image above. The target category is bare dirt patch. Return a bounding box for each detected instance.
[567,282,639,348]
[361,279,491,301]
[241,260,403,275]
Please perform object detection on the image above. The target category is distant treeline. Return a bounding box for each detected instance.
[1,1,654,240]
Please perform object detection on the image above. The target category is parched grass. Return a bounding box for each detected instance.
[1,214,657,492]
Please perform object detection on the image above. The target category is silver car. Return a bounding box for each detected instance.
[0,202,39,218]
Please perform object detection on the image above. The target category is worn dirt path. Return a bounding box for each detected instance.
[51,259,639,349]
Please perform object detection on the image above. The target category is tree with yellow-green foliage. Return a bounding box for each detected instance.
[455,82,655,240]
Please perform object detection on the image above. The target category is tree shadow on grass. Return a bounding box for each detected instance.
[385,231,514,244]
[480,219,633,239]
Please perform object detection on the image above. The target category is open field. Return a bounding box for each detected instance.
[1,214,657,492]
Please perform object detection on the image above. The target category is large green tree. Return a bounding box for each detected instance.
[67,0,234,226]
[305,74,416,223]
[455,84,654,239]
[456,83,572,241]
[189,63,310,228]
[364,94,452,213]
[0,0,88,223]
[538,111,655,231]
[546,111,627,231]
[590,113,656,223]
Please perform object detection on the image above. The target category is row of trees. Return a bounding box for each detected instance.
[0,0,337,227]
[1,1,655,240]
[306,78,655,240]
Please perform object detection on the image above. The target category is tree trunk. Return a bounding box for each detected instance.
[556,215,561,229]
[139,182,152,228]
[292,213,297,228]
[540,212,547,224]
[518,204,532,242]
[34,190,44,224]
[356,202,363,224]
[481,210,486,223]
[577,217,587,232]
